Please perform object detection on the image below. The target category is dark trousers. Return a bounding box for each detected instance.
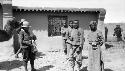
[62,39,67,54]
[116,36,122,42]
[22,47,35,71]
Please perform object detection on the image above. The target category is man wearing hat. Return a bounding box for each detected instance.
[87,21,104,71]
[17,20,36,71]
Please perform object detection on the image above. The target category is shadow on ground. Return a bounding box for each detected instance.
[105,43,113,49]
[82,56,88,59]
[0,60,23,70]
[104,68,114,71]
[36,65,54,71]
[80,66,88,71]
[36,52,46,59]
[80,67,113,71]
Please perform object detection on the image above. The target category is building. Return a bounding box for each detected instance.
[0,0,106,54]
[0,0,106,37]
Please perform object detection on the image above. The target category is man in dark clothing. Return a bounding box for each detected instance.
[113,25,123,42]
[16,20,36,71]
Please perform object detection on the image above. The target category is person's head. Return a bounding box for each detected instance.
[89,21,97,31]
[31,35,37,41]
[73,20,79,29]
[20,19,26,26]
[22,21,31,31]
[62,20,67,28]
[116,25,120,27]
[69,20,73,28]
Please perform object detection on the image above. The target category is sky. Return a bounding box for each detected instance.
[12,0,125,23]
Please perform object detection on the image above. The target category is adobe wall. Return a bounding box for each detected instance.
[13,10,98,31]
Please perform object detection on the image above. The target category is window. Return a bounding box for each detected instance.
[48,15,67,36]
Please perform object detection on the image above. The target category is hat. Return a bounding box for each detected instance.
[73,20,79,26]
[116,25,120,26]
[73,20,79,24]
[21,19,26,22]
[22,21,31,27]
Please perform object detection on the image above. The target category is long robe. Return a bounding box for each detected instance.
[87,30,104,71]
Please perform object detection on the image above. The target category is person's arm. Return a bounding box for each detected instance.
[87,32,92,45]
[97,31,104,46]
[79,29,85,48]
[121,28,123,32]
[66,30,70,40]
[61,27,66,37]
[113,28,116,36]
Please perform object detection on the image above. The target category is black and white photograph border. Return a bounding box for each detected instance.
[0,0,125,71]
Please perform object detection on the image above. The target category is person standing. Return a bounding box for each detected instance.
[68,20,84,71]
[16,20,36,71]
[87,21,104,71]
[66,20,73,57]
[113,25,123,42]
[61,20,68,55]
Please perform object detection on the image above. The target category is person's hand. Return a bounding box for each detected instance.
[69,37,73,41]
[15,54,19,58]
[80,44,83,48]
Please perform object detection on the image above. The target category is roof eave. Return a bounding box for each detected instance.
[12,6,106,14]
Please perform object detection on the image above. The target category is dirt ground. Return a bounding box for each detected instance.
[0,33,125,71]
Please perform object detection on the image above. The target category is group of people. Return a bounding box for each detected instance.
[7,17,104,71]
[61,20,84,71]
[61,20,104,71]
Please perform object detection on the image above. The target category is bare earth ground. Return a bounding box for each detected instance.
[0,31,125,71]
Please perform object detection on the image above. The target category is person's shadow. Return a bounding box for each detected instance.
[35,52,46,59]
[80,67,113,71]
[105,43,113,49]
[80,66,88,71]
[0,60,23,71]
[104,68,114,71]
[36,65,54,71]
